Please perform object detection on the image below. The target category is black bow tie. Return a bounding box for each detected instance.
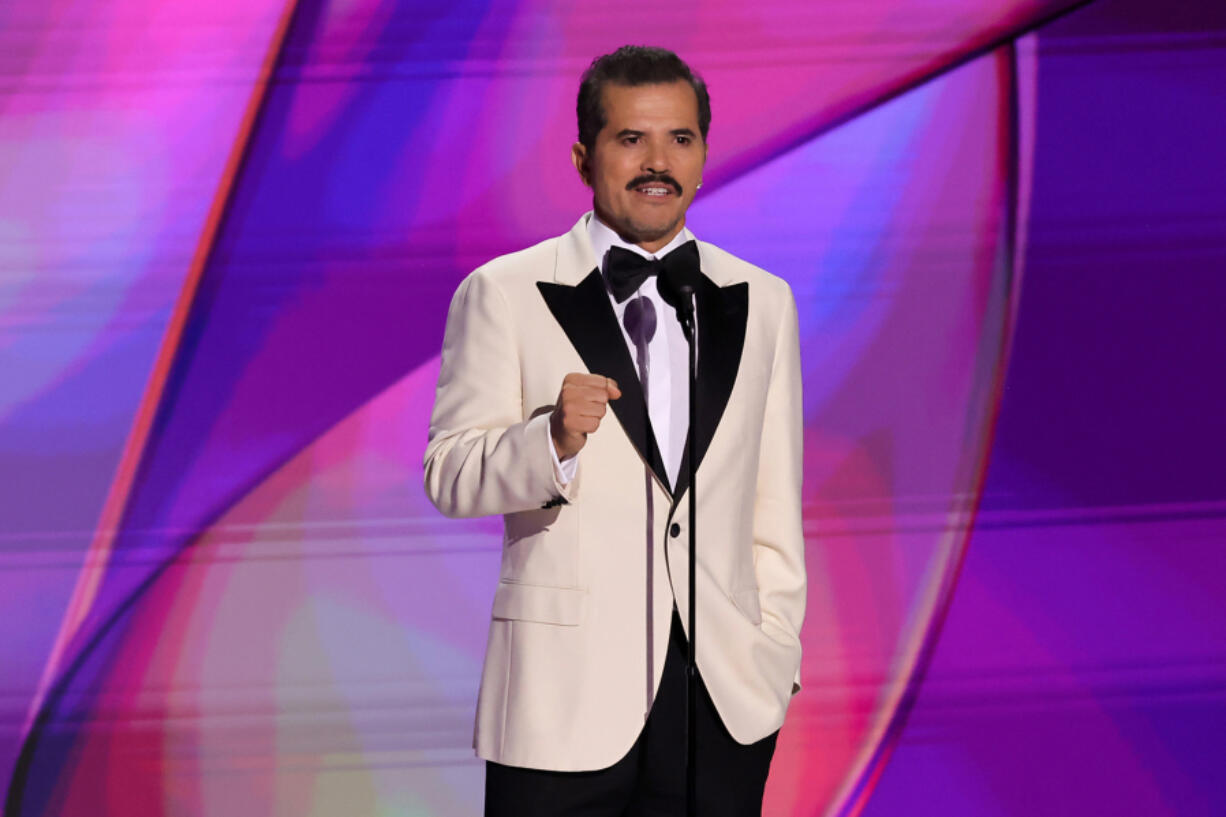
[606,240,701,303]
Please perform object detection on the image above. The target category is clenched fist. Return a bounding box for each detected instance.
[550,373,622,460]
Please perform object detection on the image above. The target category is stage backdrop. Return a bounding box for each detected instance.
[1,0,1223,815]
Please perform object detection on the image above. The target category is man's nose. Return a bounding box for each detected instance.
[642,141,668,174]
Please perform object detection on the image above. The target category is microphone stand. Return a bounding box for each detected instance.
[658,258,701,817]
[675,292,698,817]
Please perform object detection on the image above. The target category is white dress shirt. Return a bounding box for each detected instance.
[548,211,695,488]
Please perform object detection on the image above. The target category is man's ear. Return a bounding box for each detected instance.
[571,142,590,187]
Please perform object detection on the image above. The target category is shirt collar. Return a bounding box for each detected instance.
[586,211,695,272]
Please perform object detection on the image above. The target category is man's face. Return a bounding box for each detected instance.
[572,80,707,253]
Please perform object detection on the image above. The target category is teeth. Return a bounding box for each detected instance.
[639,187,670,196]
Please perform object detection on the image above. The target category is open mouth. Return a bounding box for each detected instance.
[628,175,682,199]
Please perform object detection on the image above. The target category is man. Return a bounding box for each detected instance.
[424,46,805,816]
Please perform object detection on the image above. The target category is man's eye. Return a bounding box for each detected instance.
[676,136,691,144]
[623,136,639,145]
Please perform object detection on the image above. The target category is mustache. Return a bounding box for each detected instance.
[626,174,683,195]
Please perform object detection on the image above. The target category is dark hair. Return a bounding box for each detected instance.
[576,45,711,153]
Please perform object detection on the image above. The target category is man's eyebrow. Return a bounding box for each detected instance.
[612,127,698,139]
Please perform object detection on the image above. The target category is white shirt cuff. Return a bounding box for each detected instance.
[545,412,579,484]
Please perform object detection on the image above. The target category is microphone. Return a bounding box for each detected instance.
[657,263,700,340]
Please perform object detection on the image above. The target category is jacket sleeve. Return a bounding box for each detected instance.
[423,268,576,518]
[752,284,807,691]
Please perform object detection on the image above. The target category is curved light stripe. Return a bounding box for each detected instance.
[15,0,303,785]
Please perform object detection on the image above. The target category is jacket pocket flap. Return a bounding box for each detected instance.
[492,581,586,626]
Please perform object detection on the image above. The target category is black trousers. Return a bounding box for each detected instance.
[484,610,778,817]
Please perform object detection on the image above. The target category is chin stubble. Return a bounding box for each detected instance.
[621,213,682,245]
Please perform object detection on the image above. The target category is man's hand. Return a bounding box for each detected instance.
[550,373,622,460]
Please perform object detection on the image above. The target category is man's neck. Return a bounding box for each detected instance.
[592,209,685,254]
[632,225,685,255]
[589,211,691,264]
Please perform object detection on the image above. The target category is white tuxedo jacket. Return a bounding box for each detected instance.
[424,214,805,772]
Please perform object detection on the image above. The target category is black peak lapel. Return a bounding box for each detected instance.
[672,277,749,505]
[537,271,672,493]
